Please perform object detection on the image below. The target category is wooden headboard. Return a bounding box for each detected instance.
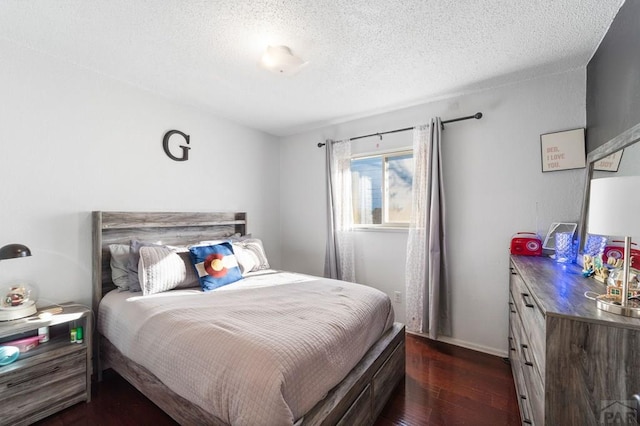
[91,211,247,315]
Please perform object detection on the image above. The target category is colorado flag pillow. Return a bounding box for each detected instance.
[189,242,242,291]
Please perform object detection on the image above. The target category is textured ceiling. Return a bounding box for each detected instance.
[0,1,625,136]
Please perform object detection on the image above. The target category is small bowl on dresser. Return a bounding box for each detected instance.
[0,346,19,366]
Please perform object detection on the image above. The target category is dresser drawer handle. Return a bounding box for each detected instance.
[521,344,534,367]
[521,293,535,308]
[508,337,516,352]
[520,395,533,424]
[7,366,61,388]
[509,302,517,313]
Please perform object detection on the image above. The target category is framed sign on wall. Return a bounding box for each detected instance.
[593,149,624,172]
[540,128,586,172]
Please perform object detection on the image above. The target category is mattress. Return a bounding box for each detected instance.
[98,270,394,426]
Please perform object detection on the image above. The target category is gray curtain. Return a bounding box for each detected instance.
[405,118,451,338]
[324,139,355,282]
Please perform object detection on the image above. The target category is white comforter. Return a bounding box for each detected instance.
[98,271,394,426]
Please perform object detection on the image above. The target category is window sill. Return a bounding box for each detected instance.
[352,226,409,233]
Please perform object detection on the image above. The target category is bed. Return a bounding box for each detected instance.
[92,211,405,426]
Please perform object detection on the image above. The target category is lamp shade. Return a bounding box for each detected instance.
[588,176,640,238]
[0,244,32,260]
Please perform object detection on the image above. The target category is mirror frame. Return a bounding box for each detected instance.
[578,121,640,253]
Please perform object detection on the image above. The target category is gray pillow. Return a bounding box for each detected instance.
[109,244,130,290]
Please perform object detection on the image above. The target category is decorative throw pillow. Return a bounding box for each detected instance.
[189,242,243,291]
[232,239,270,272]
[232,244,257,275]
[138,246,200,296]
[127,240,163,292]
[109,244,130,290]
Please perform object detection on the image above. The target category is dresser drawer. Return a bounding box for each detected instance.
[510,267,546,383]
[512,359,535,425]
[509,305,537,424]
[508,327,518,365]
[0,344,87,425]
[508,293,521,366]
[518,393,535,425]
[509,290,519,318]
[521,348,545,426]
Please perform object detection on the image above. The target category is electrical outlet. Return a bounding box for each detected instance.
[394,291,401,303]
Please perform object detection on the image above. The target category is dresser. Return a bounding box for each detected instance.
[509,255,640,425]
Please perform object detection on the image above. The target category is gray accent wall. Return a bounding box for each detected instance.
[587,0,640,153]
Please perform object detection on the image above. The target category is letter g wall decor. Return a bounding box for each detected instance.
[163,130,191,161]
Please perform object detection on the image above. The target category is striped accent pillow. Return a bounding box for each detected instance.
[232,239,270,272]
[138,246,199,296]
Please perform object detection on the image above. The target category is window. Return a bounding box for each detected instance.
[351,150,413,227]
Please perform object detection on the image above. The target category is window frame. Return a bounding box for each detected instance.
[350,147,413,229]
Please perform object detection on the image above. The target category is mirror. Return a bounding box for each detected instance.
[578,122,640,253]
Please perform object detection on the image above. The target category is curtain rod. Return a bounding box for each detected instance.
[316,112,483,148]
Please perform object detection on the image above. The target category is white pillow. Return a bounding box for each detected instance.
[233,244,257,275]
[138,246,199,296]
[232,239,270,272]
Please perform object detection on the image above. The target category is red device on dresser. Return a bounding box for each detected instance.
[603,240,640,269]
[510,232,542,256]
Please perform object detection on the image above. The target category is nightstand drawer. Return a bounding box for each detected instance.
[0,344,86,425]
[0,344,85,397]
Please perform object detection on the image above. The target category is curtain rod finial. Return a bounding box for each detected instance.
[317,142,326,148]
[474,112,483,119]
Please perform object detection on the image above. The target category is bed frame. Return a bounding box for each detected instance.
[92,211,405,425]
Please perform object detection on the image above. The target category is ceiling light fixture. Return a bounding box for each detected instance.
[260,45,307,76]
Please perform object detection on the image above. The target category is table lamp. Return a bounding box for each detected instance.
[0,244,31,260]
[588,176,640,317]
[0,243,36,321]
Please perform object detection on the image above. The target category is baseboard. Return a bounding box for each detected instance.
[406,331,508,358]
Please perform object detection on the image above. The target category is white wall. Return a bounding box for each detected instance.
[0,35,587,356]
[0,39,281,309]
[279,69,586,356]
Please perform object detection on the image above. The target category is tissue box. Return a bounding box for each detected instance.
[4,335,40,353]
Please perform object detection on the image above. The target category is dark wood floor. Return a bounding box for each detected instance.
[35,334,520,425]
[375,334,520,425]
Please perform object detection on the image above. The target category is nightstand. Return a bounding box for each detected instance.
[0,303,92,426]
